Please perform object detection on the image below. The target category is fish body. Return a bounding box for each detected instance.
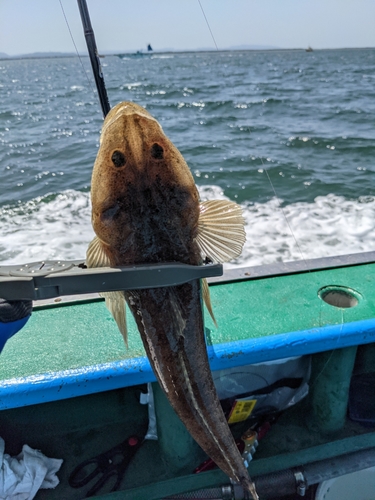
[87,102,258,499]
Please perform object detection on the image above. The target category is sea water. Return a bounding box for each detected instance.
[1,49,375,267]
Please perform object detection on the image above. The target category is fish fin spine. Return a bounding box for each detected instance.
[87,237,128,347]
[86,236,111,268]
[103,292,128,347]
[202,278,217,327]
[196,200,246,263]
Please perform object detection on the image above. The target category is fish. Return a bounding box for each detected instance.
[86,101,258,500]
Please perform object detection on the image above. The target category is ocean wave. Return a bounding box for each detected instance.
[0,190,93,265]
[234,192,375,268]
[1,187,375,270]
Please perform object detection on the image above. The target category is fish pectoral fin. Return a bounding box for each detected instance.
[86,236,111,267]
[196,200,246,263]
[86,237,128,347]
[103,291,128,347]
[202,278,217,327]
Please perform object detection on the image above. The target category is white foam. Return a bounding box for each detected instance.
[0,190,94,265]
[231,193,375,268]
[197,187,375,268]
[1,187,374,269]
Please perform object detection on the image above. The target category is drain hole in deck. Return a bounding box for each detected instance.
[319,286,360,308]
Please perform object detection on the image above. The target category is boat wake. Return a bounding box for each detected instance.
[1,186,374,267]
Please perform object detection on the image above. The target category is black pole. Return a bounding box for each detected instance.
[77,0,110,118]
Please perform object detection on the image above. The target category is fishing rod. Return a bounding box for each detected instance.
[77,0,110,118]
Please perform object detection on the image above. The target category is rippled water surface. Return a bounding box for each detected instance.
[1,49,375,266]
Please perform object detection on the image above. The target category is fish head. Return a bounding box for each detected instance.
[90,101,200,264]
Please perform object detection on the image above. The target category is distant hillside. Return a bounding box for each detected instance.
[0,52,78,60]
[228,44,279,51]
[113,45,281,57]
[2,45,281,61]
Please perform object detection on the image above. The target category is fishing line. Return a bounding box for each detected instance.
[261,159,309,267]
[262,161,347,379]
[197,0,219,51]
[262,161,347,387]
[58,0,96,96]
[197,4,344,415]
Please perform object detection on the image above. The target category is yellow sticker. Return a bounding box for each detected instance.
[227,399,257,424]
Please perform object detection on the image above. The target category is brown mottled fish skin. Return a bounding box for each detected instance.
[91,102,257,499]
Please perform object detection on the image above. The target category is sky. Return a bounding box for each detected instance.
[1,0,375,56]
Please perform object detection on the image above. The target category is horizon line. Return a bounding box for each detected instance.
[1,45,374,61]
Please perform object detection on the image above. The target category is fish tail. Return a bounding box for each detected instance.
[125,281,255,493]
[241,478,259,500]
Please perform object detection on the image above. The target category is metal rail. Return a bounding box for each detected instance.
[209,250,375,284]
[0,261,223,301]
[1,251,375,301]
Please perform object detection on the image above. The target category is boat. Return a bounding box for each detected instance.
[1,253,375,499]
[0,3,374,500]
[116,44,153,59]
[306,46,313,52]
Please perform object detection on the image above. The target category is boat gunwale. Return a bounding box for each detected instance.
[2,316,375,410]
[29,250,375,308]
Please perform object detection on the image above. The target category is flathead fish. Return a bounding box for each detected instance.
[86,101,258,500]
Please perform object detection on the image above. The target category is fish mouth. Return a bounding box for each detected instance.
[125,280,253,491]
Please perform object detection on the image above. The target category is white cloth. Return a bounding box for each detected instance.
[0,437,63,500]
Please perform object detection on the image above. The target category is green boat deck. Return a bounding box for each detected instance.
[1,260,375,393]
[1,258,375,498]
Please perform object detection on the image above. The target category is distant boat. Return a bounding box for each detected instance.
[306,46,313,52]
[116,44,153,59]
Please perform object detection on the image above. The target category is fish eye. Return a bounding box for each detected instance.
[111,150,126,167]
[151,143,164,160]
